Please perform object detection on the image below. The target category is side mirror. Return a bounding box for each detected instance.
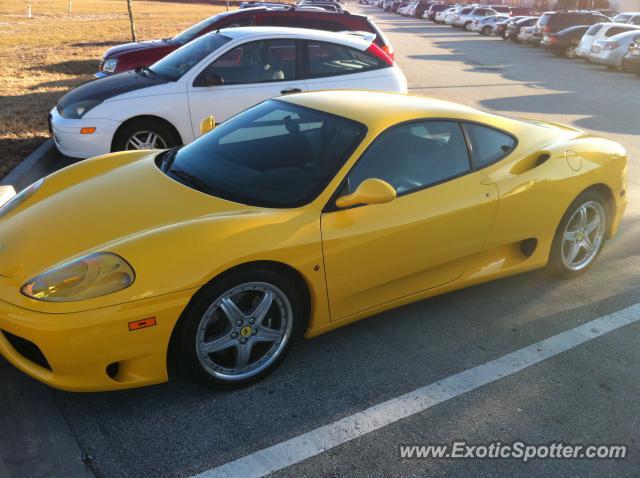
[335,178,396,208]
[200,116,216,135]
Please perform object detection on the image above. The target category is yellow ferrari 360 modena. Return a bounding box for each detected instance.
[0,91,627,391]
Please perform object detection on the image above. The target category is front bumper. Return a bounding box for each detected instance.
[49,106,120,159]
[0,289,194,392]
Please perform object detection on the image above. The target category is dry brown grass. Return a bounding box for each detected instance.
[0,0,226,178]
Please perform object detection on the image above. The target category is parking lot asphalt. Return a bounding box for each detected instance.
[3,5,640,478]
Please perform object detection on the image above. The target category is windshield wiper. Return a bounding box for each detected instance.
[169,167,211,194]
[162,37,173,43]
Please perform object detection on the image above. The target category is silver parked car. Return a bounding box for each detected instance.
[588,29,640,68]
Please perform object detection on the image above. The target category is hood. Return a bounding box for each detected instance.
[0,151,251,281]
[57,70,168,110]
[104,39,174,58]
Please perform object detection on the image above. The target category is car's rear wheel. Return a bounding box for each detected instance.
[564,46,577,59]
[177,269,305,389]
[548,191,608,278]
[112,119,180,153]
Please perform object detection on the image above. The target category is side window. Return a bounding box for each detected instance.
[606,27,629,37]
[306,41,385,78]
[463,123,515,168]
[199,39,296,85]
[345,121,471,196]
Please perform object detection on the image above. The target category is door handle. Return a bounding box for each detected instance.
[280,88,302,95]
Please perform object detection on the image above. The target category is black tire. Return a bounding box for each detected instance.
[548,190,609,279]
[112,118,180,153]
[464,21,472,31]
[481,26,491,36]
[176,268,307,389]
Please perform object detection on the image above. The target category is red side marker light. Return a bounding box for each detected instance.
[128,317,157,331]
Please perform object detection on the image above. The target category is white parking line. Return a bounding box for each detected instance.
[192,303,640,478]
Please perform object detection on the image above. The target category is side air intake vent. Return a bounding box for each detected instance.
[534,154,550,167]
[520,238,538,257]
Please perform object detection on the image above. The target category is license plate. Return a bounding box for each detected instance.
[631,49,640,56]
[592,46,601,53]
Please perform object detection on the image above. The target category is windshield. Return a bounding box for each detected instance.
[164,100,367,208]
[150,33,231,81]
[173,13,227,44]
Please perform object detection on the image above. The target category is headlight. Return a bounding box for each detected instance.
[21,252,135,302]
[102,58,118,73]
[57,99,102,119]
[0,178,43,220]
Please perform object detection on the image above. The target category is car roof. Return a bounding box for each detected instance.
[216,26,372,48]
[279,90,500,131]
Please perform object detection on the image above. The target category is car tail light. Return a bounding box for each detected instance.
[367,43,394,65]
[381,44,395,60]
[603,42,619,50]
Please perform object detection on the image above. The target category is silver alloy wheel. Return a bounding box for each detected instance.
[125,131,168,150]
[195,282,293,381]
[566,47,577,59]
[561,201,606,271]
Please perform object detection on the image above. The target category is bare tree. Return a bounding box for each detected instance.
[126,0,137,42]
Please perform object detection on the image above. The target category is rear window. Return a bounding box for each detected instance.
[613,14,630,22]
[537,13,552,27]
[606,26,636,37]
[306,41,387,78]
[586,24,603,36]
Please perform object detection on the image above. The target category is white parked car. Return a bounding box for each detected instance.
[445,6,473,26]
[517,25,537,44]
[575,22,640,58]
[470,14,508,35]
[456,7,498,30]
[49,27,407,159]
[435,7,456,23]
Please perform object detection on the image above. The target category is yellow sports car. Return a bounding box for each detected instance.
[0,91,627,391]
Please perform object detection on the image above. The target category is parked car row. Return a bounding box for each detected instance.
[384,4,640,77]
[51,5,404,159]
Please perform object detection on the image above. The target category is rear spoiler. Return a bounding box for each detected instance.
[338,30,377,42]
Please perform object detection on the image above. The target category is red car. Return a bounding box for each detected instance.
[97,7,393,77]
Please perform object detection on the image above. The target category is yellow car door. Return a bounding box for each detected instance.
[321,120,499,321]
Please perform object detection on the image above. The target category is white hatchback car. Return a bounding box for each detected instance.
[575,22,640,58]
[50,27,407,158]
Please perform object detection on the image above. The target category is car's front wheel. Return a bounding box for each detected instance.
[548,191,608,278]
[177,269,306,389]
[112,119,180,153]
[481,26,491,36]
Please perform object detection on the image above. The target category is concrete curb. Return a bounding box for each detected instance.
[0,139,57,192]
